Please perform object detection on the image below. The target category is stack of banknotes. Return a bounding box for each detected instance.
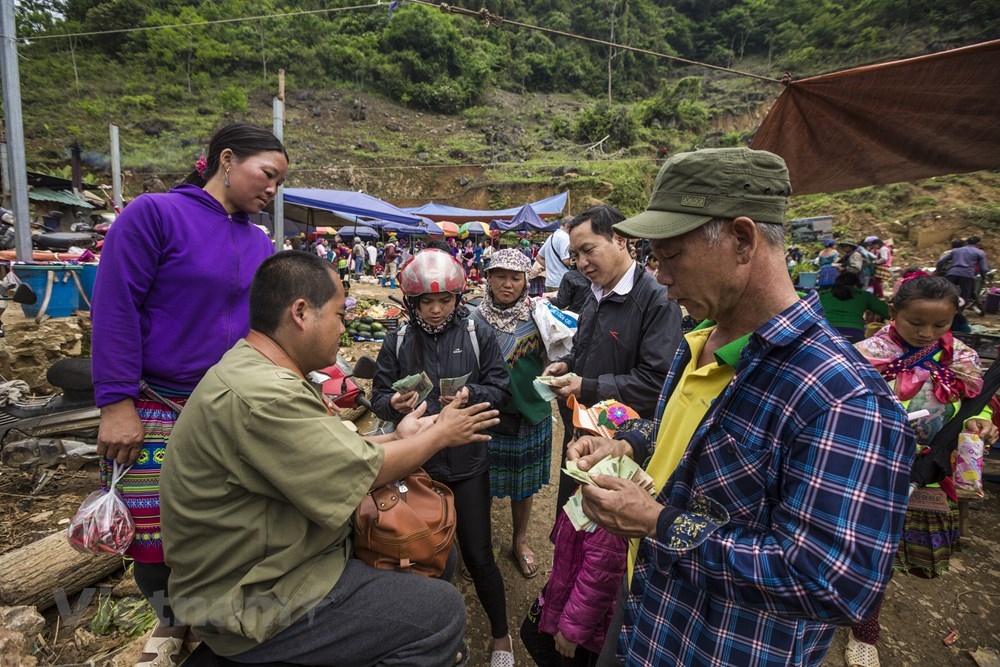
[532,373,577,401]
[562,456,657,532]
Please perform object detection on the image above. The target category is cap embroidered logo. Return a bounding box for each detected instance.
[680,196,706,208]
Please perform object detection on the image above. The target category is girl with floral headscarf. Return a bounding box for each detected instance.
[472,248,553,582]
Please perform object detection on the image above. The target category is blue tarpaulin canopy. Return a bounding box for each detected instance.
[491,203,558,232]
[282,189,422,226]
[405,192,567,223]
[337,225,379,239]
[369,217,444,236]
[380,221,425,236]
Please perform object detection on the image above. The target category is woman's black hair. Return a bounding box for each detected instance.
[830,270,861,300]
[184,122,288,187]
[892,275,960,312]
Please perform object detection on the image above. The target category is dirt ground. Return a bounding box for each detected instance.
[2,280,1000,666]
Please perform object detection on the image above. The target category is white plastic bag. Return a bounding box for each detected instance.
[953,432,984,498]
[67,461,134,555]
[532,300,578,360]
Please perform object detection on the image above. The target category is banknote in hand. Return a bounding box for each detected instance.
[563,490,596,532]
[439,372,471,397]
[392,371,434,405]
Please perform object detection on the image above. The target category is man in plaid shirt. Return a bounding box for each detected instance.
[570,148,913,666]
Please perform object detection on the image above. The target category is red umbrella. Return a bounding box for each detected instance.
[438,221,461,237]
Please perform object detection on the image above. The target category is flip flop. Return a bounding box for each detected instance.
[514,550,540,579]
[135,633,184,667]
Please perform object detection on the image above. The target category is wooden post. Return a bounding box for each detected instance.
[0,531,122,610]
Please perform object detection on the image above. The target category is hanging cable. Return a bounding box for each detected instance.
[411,0,782,84]
[21,0,781,84]
[19,2,385,41]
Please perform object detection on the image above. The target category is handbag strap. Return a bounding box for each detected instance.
[929,353,1000,454]
[245,330,335,416]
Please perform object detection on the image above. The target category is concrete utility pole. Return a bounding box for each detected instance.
[0,3,34,261]
[271,69,285,251]
[110,124,123,211]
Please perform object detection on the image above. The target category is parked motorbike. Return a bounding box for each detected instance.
[0,207,102,252]
[0,276,38,337]
[310,354,392,436]
[0,356,101,490]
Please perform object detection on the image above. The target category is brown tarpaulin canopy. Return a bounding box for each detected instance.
[750,40,1000,195]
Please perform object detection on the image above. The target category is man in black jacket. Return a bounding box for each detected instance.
[543,204,682,512]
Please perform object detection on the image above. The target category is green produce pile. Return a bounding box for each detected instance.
[346,300,404,342]
[347,315,390,341]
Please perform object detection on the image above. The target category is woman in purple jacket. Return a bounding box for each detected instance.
[91,122,287,667]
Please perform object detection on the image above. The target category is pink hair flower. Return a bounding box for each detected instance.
[194,155,208,177]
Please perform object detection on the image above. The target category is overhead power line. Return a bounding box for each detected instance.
[21,0,781,84]
[409,0,783,84]
[18,2,384,41]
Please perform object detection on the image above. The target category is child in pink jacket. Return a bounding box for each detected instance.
[520,399,637,666]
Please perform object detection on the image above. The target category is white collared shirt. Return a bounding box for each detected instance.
[591,262,638,301]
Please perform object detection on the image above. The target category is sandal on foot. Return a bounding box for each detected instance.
[514,550,539,579]
[845,635,880,667]
[489,636,514,667]
[135,633,184,667]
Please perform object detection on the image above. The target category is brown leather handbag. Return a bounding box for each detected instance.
[243,331,457,577]
[353,469,456,577]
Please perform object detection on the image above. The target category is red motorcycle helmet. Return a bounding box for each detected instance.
[398,249,466,297]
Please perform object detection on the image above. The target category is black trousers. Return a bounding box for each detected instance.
[449,471,509,639]
[519,585,600,667]
[133,560,179,626]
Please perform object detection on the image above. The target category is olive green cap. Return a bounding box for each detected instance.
[614,148,792,240]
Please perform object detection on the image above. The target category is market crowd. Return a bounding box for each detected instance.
[90,123,996,667]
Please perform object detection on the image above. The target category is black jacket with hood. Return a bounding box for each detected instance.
[371,310,511,482]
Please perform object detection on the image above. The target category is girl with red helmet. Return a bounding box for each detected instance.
[371,249,517,666]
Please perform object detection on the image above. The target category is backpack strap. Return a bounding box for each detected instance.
[396,323,408,357]
[466,318,480,365]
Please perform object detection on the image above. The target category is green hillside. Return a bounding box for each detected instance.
[5,0,1000,263]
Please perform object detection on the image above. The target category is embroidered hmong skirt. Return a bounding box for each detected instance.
[894,501,961,577]
[489,415,552,501]
[100,395,187,563]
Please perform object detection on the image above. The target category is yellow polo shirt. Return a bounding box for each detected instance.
[627,324,749,580]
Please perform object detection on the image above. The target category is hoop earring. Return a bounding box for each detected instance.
[223,168,230,188]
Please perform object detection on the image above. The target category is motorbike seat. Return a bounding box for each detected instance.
[34,232,97,250]
[46,357,94,402]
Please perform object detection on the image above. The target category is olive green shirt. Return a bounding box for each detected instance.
[160,340,383,656]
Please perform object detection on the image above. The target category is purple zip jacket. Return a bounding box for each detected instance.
[91,184,274,407]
